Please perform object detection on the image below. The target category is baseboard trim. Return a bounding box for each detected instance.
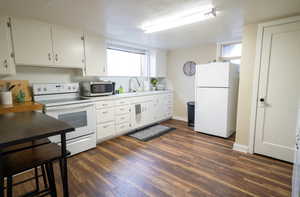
[233,143,249,153]
[172,116,187,122]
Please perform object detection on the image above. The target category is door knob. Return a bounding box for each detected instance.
[259,98,265,102]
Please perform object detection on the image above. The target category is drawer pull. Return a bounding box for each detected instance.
[103,125,109,128]
[102,111,108,114]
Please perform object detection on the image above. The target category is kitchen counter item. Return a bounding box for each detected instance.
[0,101,43,114]
[0,80,32,103]
[0,91,12,105]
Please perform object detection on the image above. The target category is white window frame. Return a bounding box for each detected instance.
[216,41,242,62]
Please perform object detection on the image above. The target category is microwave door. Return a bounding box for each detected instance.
[91,84,113,94]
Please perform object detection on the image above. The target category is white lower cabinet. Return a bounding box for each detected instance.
[97,122,115,139]
[97,107,115,123]
[95,92,173,142]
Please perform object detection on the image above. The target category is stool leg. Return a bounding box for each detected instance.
[6,176,13,197]
[34,167,40,192]
[46,163,57,197]
[41,165,48,189]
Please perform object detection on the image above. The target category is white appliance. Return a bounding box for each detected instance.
[292,106,300,197]
[33,83,97,155]
[194,62,239,138]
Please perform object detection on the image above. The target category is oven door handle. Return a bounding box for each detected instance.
[45,102,94,112]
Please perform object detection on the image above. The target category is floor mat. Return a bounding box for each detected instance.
[128,124,176,141]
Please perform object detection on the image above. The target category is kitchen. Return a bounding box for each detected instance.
[0,0,300,196]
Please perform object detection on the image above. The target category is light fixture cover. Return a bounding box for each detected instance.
[141,5,216,33]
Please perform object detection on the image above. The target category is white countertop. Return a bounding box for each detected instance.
[81,90,173,101]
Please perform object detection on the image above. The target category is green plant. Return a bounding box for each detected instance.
[151,78,158,87]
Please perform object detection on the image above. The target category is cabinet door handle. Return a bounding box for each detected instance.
[48,53,52,61]
[55,54,58,61]
[3,60,8,68]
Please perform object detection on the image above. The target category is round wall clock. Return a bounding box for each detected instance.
[183,61,196,76]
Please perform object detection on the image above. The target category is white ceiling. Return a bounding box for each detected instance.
[0,0,299,49]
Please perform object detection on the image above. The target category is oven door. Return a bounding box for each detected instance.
[45,102,96,142]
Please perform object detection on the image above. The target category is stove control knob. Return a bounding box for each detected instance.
[43,88,47,91]
[68,86,71,90]
[37,88,41,92]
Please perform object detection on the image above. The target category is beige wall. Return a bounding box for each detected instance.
[235,24,258,146]
[167,45,217,120]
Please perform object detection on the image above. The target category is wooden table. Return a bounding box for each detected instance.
[0,111,74,197]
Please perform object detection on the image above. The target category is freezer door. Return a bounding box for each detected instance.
[195,88,229,137]
[196,62,230,87]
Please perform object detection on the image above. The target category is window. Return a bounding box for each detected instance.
[106,45,148,77]
[217,42,242,64]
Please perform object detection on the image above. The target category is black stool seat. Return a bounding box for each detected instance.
[3,143,70,177]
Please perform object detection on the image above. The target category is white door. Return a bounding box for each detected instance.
[195,88,229,137]
[10,18,53,66]
[0,18,15,75]
[254,20,300,162]
[196,63,230,87]
[51,25,84,68]
[84,33,107,76]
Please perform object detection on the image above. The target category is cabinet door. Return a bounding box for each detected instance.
[10,18,53,66]
[149,49,167,77]
[84,33,107,76]
[0,18,15,75]
[52,25,84,68]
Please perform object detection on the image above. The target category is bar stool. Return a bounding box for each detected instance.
[3,139,51,195]
[3,142,70,197]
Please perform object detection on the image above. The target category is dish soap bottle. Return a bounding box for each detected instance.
[118,86,124,94]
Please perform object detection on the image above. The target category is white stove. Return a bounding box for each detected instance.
[33,83,97,155]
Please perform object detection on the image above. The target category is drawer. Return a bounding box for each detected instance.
[97,108,115,123]
[97,122,115,139]
[96,100,115,109]
[115,105,131,115]
[116,114,130,124]
[115,99,131,106]
[116,122,131,133]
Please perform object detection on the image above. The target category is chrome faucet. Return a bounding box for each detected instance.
[129,77,143,92]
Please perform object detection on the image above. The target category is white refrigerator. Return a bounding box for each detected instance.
[194,62,239,138]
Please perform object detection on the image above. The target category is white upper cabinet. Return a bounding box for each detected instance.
[0,18,15,75]
[10,18,53,66]
[51,25,84,68]
[10,17,84,69]
[83,33,107,76]
[149,49,167,78]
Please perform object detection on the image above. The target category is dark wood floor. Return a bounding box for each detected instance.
[11,119,293,197]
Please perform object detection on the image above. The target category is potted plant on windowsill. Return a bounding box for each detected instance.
[150,78,158,91]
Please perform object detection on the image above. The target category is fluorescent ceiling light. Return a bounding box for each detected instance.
[141,5,216,33]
